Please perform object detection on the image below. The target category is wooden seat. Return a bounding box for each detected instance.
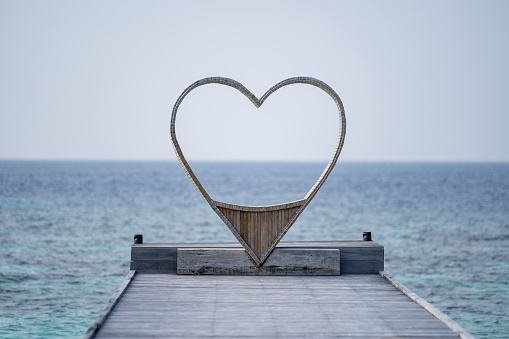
[214,200,305,262]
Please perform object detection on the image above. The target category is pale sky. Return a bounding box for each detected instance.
[1,0,508,162]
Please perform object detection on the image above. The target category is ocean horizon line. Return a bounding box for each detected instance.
[1,158,508,164]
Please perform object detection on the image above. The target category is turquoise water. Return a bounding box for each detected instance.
[0,161,508,338]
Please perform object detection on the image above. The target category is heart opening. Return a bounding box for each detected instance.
[175,83,340,206]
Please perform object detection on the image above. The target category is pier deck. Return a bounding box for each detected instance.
[86,241,471,338]
[90,273,468,339]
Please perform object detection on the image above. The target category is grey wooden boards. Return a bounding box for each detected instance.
[177,248,340,275]
[93,273,461,339]
[131,241,383,274]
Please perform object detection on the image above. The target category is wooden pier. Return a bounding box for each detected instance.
[84,241,473,339]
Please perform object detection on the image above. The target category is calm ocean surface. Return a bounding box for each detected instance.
[0,160,508,338]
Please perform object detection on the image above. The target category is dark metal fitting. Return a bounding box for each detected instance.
[134,234,143,244]
[363,232,372,241]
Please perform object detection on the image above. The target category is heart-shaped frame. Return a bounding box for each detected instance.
[170,77,346,266]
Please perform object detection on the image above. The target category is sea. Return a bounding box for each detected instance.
[0,160,508,338]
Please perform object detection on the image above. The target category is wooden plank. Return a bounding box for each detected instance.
[280,209,288,238]
[247,211,254,255]
[177,248,340,275]
[261,211,269,256]
[253,211,259,257]
[233,210,240,233]
[240,211,248,244]
[277,208,283,234]
[93,273,465,339]
[270,210,277,244]
[225,208,232,232]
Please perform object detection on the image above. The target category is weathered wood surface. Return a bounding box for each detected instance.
[131,241,383,274]
[216,203,303,261]
[93,273,462,339]
[177,248,340,275]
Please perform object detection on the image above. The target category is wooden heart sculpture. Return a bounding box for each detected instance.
[170,77,346,267]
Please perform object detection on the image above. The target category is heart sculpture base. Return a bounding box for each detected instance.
[177,248,340,276]
[130,241,385,274]
[170,77,346,266]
